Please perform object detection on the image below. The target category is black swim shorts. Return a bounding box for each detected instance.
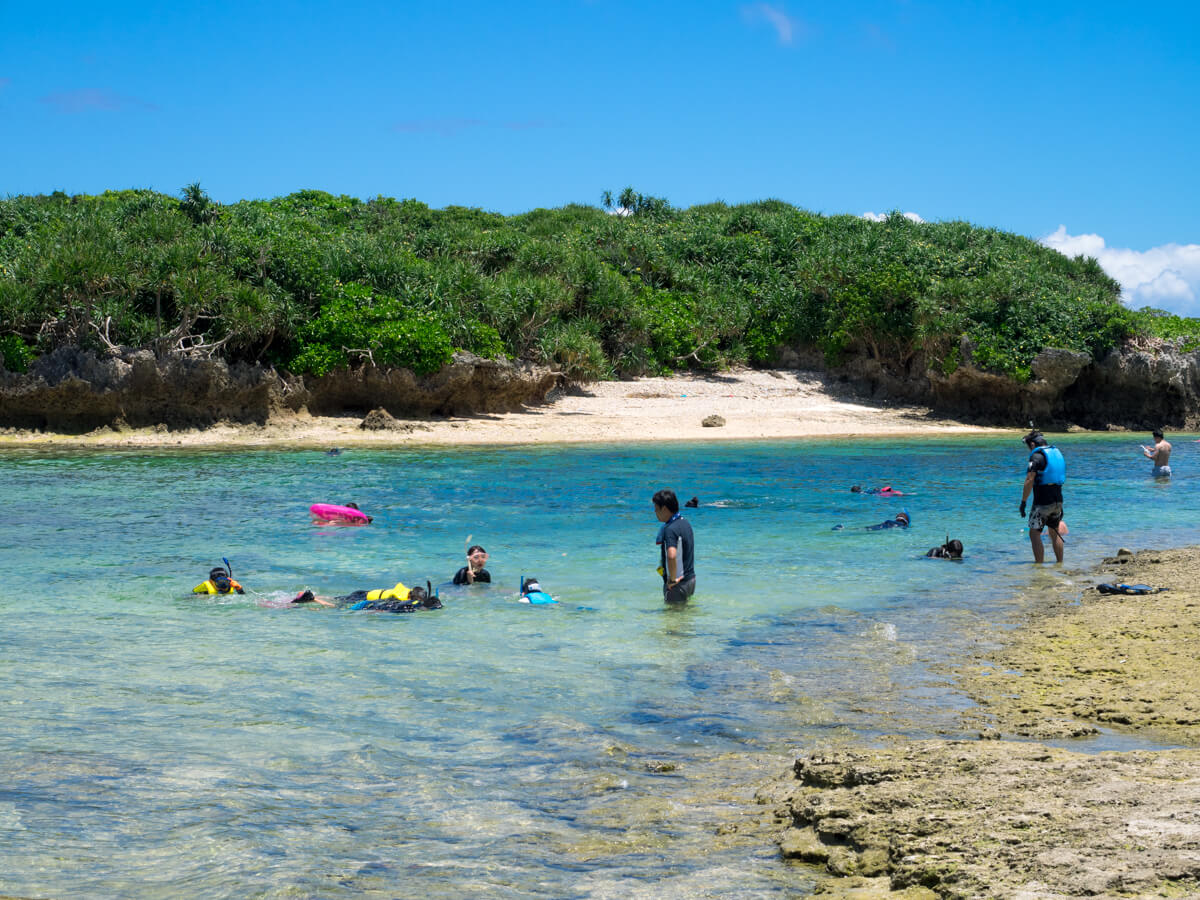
[664,577,696,604]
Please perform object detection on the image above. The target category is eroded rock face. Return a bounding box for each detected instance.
[1062,346,1200,429]
[0,347,557,432]
[306,353,557,417]
[781,339,1200,428]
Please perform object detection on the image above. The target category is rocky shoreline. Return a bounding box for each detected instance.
[763,547,1200,898]
[4,339,1200,435]
[0,346,559,432]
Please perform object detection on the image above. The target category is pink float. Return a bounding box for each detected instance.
[309,503,371,525]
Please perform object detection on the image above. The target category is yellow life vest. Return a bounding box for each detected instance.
[365,582,409,602]
[193,578,244,595]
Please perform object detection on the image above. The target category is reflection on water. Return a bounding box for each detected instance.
[0,436,1195,897]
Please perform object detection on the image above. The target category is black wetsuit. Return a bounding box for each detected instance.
[452,567,491,585]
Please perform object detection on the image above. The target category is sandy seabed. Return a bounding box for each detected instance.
[0,369,1001,448]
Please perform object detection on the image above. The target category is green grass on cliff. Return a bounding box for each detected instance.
[0,186,1153,381]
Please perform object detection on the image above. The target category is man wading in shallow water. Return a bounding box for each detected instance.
[653,489,696,604]
[1019,429,1065,564]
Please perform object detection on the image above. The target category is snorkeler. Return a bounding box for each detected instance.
[851,485,906,496]
[835,510,911,531]
[518,575,557,605]
[453,545,492,585]
[193,564,245,595]
[925,538,963,559]
[866,510,911,530]
[292,581,442,612]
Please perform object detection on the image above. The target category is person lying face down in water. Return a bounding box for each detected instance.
[850,485,906,496]
[925,538,963,559]
[291,580,441,612]
[833,510,911,531]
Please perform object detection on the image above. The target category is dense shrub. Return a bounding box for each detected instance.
[0,186,1159,383]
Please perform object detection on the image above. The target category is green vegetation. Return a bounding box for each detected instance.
[0,185,1153,382]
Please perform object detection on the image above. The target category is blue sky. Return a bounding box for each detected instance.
[2,1,1198,311]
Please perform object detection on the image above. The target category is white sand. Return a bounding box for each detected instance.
[0,369,1003,448]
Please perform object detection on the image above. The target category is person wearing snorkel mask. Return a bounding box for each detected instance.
[193,566,245,595]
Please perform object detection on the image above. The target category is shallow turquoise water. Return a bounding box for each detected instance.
[0,435,1194,898]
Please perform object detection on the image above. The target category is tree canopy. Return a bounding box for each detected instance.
[1,185,1181,381]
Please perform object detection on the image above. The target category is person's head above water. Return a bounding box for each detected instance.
[522,576,541,593]
[943,538,963,558]
[1023,429,1047,448]
[208,566,232,592]
[850,485,862,493]
[652,489,679,516]
[1153,429,1164,440]
[466,545,488,566]
[896,510,910,525]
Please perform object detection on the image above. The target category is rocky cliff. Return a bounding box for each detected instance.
[3,339,1199,433]
[779,339,1200,430]
[0,347,559,432]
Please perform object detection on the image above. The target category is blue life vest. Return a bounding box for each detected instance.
[1030,446,1065,485]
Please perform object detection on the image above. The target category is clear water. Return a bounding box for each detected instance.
[1,434,1194,898]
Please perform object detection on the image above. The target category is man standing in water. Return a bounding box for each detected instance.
[1141,429,1172,477]
[653,489,695,604]
[1019,430,1065,564]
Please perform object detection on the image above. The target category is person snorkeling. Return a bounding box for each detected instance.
[851,485,906,496]
[193,564,244,595]
[866,509,911,530]
[925,537,963,559]
[453,545,491,585]
[518,575,556,605]
[291,580,442,613]
[834,510,911,531]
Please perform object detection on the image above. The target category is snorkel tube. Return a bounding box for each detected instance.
[223,557,233,580]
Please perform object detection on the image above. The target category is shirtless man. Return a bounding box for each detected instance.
[1141,429,1172,477]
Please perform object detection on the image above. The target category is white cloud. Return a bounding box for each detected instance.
[742,3,798,45]
[862,210,925,223]
[1041,226,1200,316]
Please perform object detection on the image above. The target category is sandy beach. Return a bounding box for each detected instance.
[0,369,1002,448]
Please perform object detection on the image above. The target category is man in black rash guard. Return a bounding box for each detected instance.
[653,489,696,604]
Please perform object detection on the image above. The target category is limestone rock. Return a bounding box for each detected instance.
[702,414,726,427]
[360,408,403,430]
[0,348,557,432]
